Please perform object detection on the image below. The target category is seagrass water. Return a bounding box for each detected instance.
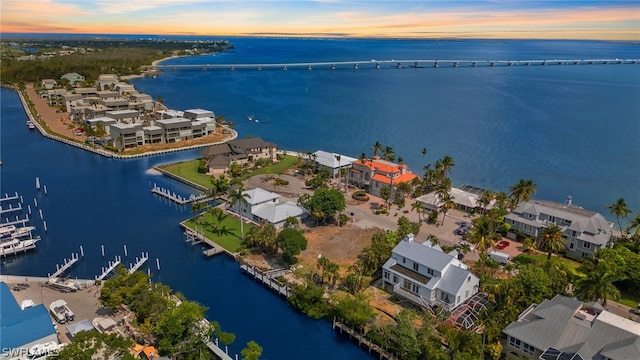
[1,37,639,359]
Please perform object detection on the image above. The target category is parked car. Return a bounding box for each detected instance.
[489,250,510,265]
[455,222,471,235]
[496,240,510,250]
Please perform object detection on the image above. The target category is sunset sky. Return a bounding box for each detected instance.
[2,0,639,40]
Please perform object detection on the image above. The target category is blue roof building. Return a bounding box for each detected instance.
[0,282,58,357]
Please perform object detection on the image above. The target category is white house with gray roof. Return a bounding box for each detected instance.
[382,234,479,311]
[234,188,306,228]
[503,295,640,360]
[505,200,614,259]
[312,150,357,178]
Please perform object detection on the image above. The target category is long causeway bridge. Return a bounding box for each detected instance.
[148,58,639,72]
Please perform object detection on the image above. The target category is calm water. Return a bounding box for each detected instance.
[134,38,640,223]
[1,38,639,359]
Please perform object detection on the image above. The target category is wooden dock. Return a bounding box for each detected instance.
[332,318,396,360]
[48,253,80,279]
[240,264,291,298]
[128,252,149,274]
[151,185,208,205]
[183,228,231,258]
[96,256,121,281]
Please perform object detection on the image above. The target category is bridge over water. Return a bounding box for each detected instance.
[147,58,639,72]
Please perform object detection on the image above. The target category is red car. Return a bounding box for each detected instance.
[496,240,510,250]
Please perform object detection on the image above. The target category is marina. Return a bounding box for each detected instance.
[151,184,208,205]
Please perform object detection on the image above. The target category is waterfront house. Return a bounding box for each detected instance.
[233,187,306,228]
[110,123,144,150]
[349,157,418,198]
[105,110,141,124]
[114,83,135,95]
[503,295,640,360]
[41,79,57,90]
[504,199,613,259]
[382,234,479,311]
[85,116,117,135]
[416,185,495,213]
[204,137,278,173]
[60,72,85,84]
[156,118,194,143]
[312,150,357,178]
[0,282,58,359]
[97,74,118,91]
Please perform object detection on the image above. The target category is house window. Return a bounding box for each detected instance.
[392,275,398,283]
[569,242,575,250]
[402,257,406,264]
[427,268,434,276]
[572,230,578,237]
[384,271,390,280]
[411,283,419,294]
[583,242,592,249]
[413,262,419,271]
[522,343,535,356]
[465,289,469,298]
[526,213,534,219]
[509,337,522,349]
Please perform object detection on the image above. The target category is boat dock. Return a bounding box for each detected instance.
[151,185,208,205]
[48,253,80,279]
[240,264,291,298]
[182,227,232,258]
[0,192,20,203]
[1,215,31,228]
[96,256,122,281]
[128,252,149,274]
[332,318,396,360]
[0,202,22,215]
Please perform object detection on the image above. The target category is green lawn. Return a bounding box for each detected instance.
[239,155,300,180]
[160,160,213,189]
[511,253,584,278]
[618,291,640,309]
[159,155,300,188]
[183,210,254,253]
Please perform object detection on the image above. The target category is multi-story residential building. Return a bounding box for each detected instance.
[349,157,418,198]
[312,150,357,178]
[382,234,479,311]
[110,123,144,149]
[60,72,85,84]
[233,188,306,228]
[505,199,613,259]
[416,185,495,213]
[41,79,57,90]
[97,74,118,90]
[503,295,640,360]
[105,110,141,124]
[204,137,278,172]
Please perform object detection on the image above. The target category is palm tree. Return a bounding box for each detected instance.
[209,207,228,236]
[478,190,496,214]
[536,223,566,260]
[382,146,394,161]
[509,179,536,205]
[372,141,383,158]
[420,147,427,169]
[411,201,424,223]
[574,265,626,306]
[440,194,456,226]
[626,212,640,235]
[607,198,630,238]
[436,155,455,179]
[190,201,208,224]
[229,187,250,239]
[469,216,501,253]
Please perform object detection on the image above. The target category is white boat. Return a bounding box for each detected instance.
[0,237,40,257]
[247,115,254,121]
[0,225,35,239]
[26,120,35,129]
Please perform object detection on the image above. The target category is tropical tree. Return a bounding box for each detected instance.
[209,207,228,236]
[478,190,496,214]
[627,212,640,235]
[574,265,626,306]
[229,187,250,239]
[380,185,391,210]
[607,198,630,238]
[371,141,383,158]
[469,216,502,253]
[509,178,536,205]
[439,194,457,226]
[436,155,455,180]
[272,177,288,192]
[411,201,425,223]
[276,228,308,264]
[382,146,395,161]
[209,174,230,197]
[300,188,346,225]
[536,223,566,260]
[190,201,208,224]
[420,147,427,169]
[241,341,263,360]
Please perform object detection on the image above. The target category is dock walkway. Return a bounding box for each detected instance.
[182,226,233,258]
[332,318,396,360]
[240,264,291,298]
[151,186,208,205]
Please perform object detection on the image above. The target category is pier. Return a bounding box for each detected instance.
[1,215,30,228]
[151,185,208,205]
[48,253,80,279]
[96,256,122,281]
[128,252,149,274]
[0,192,20,203]
[182,227,232,258]
[332,318,396,360]
[0,202,22,215]
[240,264,291,298]
[148,58,639,72]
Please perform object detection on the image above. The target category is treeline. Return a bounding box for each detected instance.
[0,38,232,85]
[54,266,262,360]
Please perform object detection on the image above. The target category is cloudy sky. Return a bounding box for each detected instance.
[2,0,639,40]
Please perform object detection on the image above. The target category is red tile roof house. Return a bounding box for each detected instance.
[349,156,418,198]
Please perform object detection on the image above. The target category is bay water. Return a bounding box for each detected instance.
[1,38,639,359]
